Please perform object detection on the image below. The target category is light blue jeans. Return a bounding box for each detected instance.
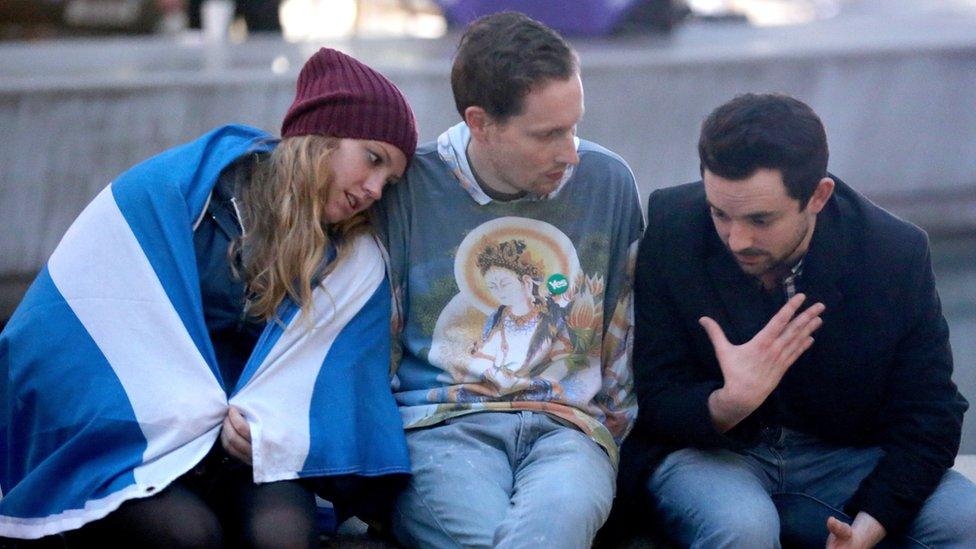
[391,411,616,549]
[648,428,976,548]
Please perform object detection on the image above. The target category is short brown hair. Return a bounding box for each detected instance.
[699,93,829,207]
[451,12,578,122]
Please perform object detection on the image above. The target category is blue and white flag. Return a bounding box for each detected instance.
[0,125,410,539]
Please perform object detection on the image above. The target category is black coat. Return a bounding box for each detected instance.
[620,177,968,535]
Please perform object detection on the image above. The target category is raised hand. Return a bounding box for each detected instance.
[703,293,825,432]
[220,405,253,465]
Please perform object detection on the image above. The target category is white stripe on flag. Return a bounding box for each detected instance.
[47,185,226,488]
[232,234,385,482]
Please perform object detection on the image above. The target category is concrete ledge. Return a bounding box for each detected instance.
[3,2,976,294]
[955,454,976,482]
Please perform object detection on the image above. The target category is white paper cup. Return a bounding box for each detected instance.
[201,0,235,42]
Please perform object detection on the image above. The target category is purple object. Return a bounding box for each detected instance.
[435,0,641,36]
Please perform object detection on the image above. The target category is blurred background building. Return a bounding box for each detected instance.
[1,0,975,455]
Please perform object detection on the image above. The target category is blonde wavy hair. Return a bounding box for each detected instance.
[234,135,369,321]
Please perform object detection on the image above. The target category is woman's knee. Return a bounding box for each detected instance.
[240,506,317,548]
[235,480,318,548]
[75,482,223,548]
[165,516,224,548]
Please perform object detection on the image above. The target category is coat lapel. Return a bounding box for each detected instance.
[705,237,769,345]
[796,181,853,319]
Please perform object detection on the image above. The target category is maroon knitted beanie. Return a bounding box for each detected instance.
[281,47,418,161]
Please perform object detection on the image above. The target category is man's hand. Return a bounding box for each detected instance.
[826,513,886,549]
[220,406,253,465]
[703,293,825,432]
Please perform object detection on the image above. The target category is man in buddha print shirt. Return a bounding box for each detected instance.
[621,92,976,548]
[371,11,643,549]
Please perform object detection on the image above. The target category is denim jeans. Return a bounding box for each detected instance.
[391,411,616,548]
[648,428,976,548]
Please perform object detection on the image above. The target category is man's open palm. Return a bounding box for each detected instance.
[703,293,825,429]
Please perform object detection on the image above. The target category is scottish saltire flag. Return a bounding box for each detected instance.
[0,125,409,539]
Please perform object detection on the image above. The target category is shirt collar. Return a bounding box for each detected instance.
[782,257,805,299]
[436,122,579,205]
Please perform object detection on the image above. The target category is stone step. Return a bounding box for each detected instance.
[955,454,976,482]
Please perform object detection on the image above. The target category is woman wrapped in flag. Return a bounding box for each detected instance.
[0,47,416,546]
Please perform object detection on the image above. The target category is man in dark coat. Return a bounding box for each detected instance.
[624,93,976,548]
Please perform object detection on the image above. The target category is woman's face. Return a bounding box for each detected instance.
[484,266,532,309]
[322,138,407,223]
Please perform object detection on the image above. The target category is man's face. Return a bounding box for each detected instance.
[704,168,827,284]
[472,74,584,196]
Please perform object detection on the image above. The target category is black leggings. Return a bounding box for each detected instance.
[69,451,317,548]
[1,453,410,548]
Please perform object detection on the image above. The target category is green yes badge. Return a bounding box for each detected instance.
[546,273,569,295]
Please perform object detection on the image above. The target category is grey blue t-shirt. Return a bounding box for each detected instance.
[373,123,643,463]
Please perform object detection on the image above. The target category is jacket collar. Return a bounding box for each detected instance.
[795,176,853,319]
